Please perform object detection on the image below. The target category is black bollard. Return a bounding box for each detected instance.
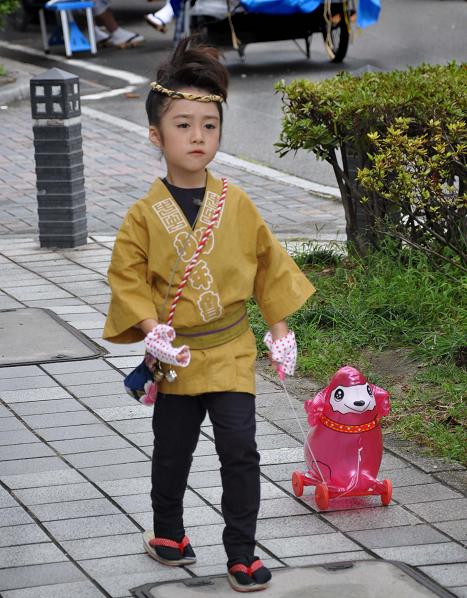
[30,68,87,248]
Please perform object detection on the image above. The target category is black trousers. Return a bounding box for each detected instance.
[151,391,260,560]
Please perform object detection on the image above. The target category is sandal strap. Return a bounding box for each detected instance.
[229,559,265,576]
[149,535,190,551]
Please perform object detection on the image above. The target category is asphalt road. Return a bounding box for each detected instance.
[1,0,466,185]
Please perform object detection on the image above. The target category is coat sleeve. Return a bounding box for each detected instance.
[252,203,315,325]
[103,203,158,343]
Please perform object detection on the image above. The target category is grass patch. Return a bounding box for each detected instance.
[249,241,466,464]
[0,65,7,77]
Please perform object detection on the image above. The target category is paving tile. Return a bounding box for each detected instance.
[322,505,422,531]
[197,481,285,506]
[256,433,301,450]
[95,405,152,422]
[66,447,146,469]
[133,504,223,529]
[55,370,122,386]
[262,532,360,557]
[30,498,121,522]
[14,483,104,506]
[44,514,139,541]
[260,462,303,482]
[0,562,87,592]
[105,357,143,369]
[374,542,467,566]
[0,429,39,446]
[0,376,59,391]
[451,587,467,598]
[0,387,71,404]
[62,532,143,560]
[0,524,50,548]
[37,423,115,441]
[0,366,43,379]
[49,435,132,455]
[434,521,467,545]
[0,542,68,568]
[2,468,84,490]
[0,489,17,508]
[67,382,125,398]
[83,461,151,483]
[407,499,467,523]
[98,477,152,497]
[392,482,463,504]
[0,457,67,477]
[1,580,107,598]
[10,399,85,416]
[420,563,467,588]
[21,411,99,429]
[0,418,27,432]
[258,513,334,540]
[0,443,55,461]
[81,394,137,409]
[258,497,311,519]
[110,419,153,435]
[259,447,304,465]
[0,507,34,527]
[42,360,112,374]
[384,467,437,488]
[188,469,222,489]
[184,523,224,547]
[281,551,371,567]
[348,524,451,549]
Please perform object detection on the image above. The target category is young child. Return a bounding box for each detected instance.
[103,38,315,593]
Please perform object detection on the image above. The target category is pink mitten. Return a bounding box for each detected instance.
[145,324,191,367]
[263,330,297,377]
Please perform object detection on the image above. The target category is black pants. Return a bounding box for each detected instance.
[151,391,260,560]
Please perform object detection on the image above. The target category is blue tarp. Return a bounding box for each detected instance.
[238,0,381,27]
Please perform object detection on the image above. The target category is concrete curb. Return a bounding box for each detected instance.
[0,55,43,107]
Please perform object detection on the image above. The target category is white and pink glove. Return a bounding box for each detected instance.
[144,324,191,368]
[263,330,297,379]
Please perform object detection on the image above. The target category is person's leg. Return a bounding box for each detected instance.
[207,392,260,558]
[93,1,144,47]
[206,392,271,590]
[148,392,205,563]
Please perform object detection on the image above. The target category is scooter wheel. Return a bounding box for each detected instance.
[292,471,304,497]
[381,479,392,506]
[315,482,329,510]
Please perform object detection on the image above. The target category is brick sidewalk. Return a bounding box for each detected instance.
[0,100,345,241]
[0,237,466,597]
[0,99,466,597]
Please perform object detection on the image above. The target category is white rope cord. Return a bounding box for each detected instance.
[278,376,326,484]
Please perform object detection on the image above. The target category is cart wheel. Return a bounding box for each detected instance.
[292,471,304,497]
[322,12,349,63]
[315,482,329,510]
[381,479,392,506]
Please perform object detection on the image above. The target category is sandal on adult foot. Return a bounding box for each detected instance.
[227,556,271,592]
[144,13,168,33]
[143,530,196,566]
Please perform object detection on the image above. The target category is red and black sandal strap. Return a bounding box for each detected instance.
[149,535,191,552]
[229,559,265,576]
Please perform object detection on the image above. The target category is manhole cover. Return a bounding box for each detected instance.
[0,308,106,366]
[131,561,454,598]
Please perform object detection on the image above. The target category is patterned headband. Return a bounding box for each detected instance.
[150,82,224,103]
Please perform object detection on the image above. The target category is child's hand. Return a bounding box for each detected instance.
[145,324,191,367]
[263,330,297,378]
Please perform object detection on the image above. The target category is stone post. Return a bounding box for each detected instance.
[30,68,87,248]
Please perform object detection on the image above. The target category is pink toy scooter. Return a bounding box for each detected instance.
[291,366,392,510]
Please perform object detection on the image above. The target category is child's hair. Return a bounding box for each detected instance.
[146,37,229,127]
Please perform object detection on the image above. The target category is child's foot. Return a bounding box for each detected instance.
[143,530,196,566]
[108,27,144,48]
[227,556,271,592]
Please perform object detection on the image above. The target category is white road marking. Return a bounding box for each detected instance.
[82,105,340,198]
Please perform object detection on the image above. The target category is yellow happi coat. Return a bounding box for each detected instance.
[103,171,315,395]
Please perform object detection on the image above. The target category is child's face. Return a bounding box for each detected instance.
[149,88,221,182]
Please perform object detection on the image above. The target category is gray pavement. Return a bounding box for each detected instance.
[0,62,466,598]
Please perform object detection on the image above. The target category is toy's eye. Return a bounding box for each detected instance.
[367,384,373,396]
[334,388,344,401]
